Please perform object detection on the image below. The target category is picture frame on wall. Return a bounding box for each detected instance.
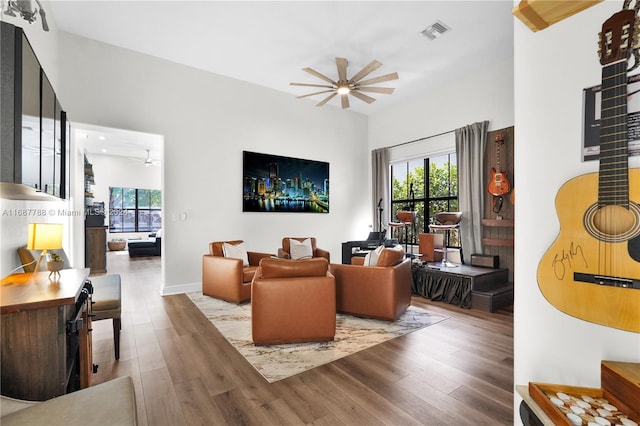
[583,74,640,161]
[242,151,329,213]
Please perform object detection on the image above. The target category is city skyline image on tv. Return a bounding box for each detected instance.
[243,151,329,213]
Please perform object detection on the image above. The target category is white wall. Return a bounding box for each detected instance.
[368,56,515,150]
[514,0,640,422]
[56,33,369,294]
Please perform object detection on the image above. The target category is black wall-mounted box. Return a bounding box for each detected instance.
[470,254,500,269]
[85,214,105,227]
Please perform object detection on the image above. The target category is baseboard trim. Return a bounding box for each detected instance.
[160,282,201,296]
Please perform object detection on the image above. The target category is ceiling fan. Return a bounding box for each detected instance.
[290,57,399,109]
[128,149,159,167]
[143,149,159,167]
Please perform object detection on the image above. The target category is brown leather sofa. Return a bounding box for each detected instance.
[330,245,412,321]
[202,240,272,303]
[251,257,336,345]
[277,237,330,261]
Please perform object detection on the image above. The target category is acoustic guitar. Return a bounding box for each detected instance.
[487,133,511,197]
[537,4,640,333]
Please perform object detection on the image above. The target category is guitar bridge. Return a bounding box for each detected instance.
[574,273,640,289]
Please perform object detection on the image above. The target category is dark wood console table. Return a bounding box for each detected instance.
[1,268,93,401]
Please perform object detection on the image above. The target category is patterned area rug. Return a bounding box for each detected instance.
[187,292,449,383]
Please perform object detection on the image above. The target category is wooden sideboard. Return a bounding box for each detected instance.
[1,268,93,401]
[86,226,107,275]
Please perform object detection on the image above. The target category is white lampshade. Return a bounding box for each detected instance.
[26,223,63,251]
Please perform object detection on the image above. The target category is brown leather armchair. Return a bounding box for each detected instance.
[202,240,273,304]
[330,245,412,321]
[277,237,330,261]
[251,257,336,345]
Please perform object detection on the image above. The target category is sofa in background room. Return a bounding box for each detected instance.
[128,229,161,257]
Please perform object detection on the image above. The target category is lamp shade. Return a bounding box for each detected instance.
[26,223,63,251]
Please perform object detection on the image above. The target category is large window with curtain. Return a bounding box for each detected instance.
[109,187,162,233]
[390,152,459,246]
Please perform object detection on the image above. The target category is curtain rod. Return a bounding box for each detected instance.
[387,129,455,149]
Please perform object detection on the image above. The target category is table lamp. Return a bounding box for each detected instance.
[26,223,63,272]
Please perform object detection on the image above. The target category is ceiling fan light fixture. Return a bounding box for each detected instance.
[337,84,351,95]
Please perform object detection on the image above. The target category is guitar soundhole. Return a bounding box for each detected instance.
[584,203,640,242]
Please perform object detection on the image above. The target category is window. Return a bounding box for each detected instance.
[390,152,458,246]
[109,187,161,233]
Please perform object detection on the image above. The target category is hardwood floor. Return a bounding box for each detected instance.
[91,251,514,425]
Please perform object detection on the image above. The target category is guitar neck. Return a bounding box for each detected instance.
[599,60,630,208]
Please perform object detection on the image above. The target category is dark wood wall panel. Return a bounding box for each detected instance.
[481,126,514,282]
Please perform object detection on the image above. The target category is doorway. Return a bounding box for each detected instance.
[71,123,164,283]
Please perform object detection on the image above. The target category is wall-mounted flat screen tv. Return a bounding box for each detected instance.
[243,151,329,213]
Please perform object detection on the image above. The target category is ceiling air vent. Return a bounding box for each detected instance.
[421,20,451,40]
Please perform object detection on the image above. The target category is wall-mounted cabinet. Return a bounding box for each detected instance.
[0,22,69,199]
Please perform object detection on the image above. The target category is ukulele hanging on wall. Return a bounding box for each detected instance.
[537,1,640,333]
[488,133,511,213]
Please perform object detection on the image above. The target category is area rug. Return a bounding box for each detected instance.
[186,292,449,383]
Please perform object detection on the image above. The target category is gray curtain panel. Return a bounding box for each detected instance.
[371,147,389,235]
[455,121,489,258]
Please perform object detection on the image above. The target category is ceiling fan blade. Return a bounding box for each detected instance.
[297,89,336,99]
[356,87,395,94]
[341,93,350,109]
[350,91,376,104]
[349,59,383,84]
[290,82,335,89]
[303,67,336,85]
[356,72,399,87]
[336,58,348,82]
[316,92,338,107]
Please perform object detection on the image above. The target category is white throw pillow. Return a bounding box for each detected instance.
[222,242,249,266]
[155,228,162,238]
[289,238,313,260]
[363,245,385,266]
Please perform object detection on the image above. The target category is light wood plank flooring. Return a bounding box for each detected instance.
[91,251,514,425]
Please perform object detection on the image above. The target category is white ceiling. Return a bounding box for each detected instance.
[75,124,163,164]
[46,0,515,158]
